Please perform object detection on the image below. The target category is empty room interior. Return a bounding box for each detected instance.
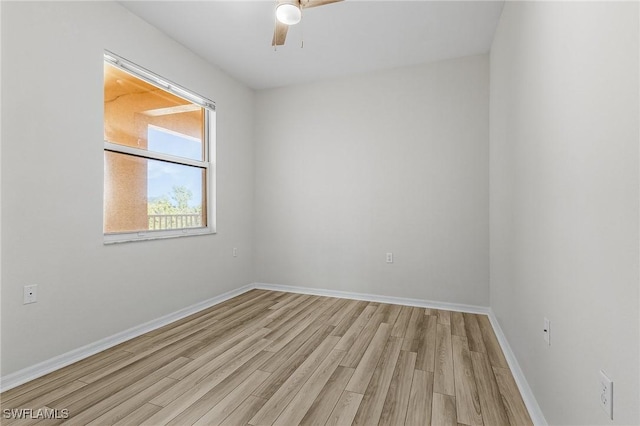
[1,1,639,425]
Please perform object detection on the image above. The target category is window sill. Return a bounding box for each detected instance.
[104,227,215,244]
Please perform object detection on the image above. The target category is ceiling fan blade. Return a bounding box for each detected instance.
[272,20,289,46]
[300,0,342,9]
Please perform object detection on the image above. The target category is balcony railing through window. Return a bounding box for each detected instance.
[148,214,203,230]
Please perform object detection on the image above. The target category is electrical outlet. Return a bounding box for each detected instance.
[23,285,37,304]
[386,253,393,263]
[543,317,550,345]
[599,370,613,419]
[233,247,238,257]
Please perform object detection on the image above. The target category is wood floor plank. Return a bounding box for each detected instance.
[266,293,308,316]
[437,310,452,325]
[182,324,269,370]
[326,299,360,327]
[168,327,270,381]
[434,324,455,396]
[248,336,340,425]
[253,325,334,396]
[493,367,533,426]
[141,290,268,343]
[264,295,316,331]
[61,358,188,425]
[265,296,325,340]
[325,391,363,426]
[271,349,345,426]
[451,312,466,337]
[208,291,277,324]
[182,297,279,346]
[334,304,377,351]
[84,377,177,426]
[415,314,437,372]
[299,366,354,426]
[390,305,412,338]
[164,350,274,426]
[216,294,281,325]
[351,336,403,426]
[115,336,154,354]
[476,315,508,368]
[152,330,271,407]
[48,345,197,412]
[219,396,267,426]
[432,393,457,426]
[378,350,416,426]
[265,298,336,352]
[77,345,168,384]
[182,301,278,359]
[330,301,368,336]
[463,313,486,354]
[381,304,403,326]
[1,350,134,407]
[257,322,328,374]
[401,307,425,351]
[141,297,234,338]
[316,297,348,324]
[340,304,392,368]
[470,351,509,426]
[193,370,271,426]
[76,324,207,384]
[451,336,482,426]
[126,312,219,354]
[268,292,299,311]
[140,339,272,425]
[111,403,162,426]
[208,295,280,331]
[405,369,434,426]
[264,291,289,304]
[345,322,391,394]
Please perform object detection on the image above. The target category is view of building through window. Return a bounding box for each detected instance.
[103,59,212,237]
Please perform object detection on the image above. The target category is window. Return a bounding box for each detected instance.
[103,52,216,243]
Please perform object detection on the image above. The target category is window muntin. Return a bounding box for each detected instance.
[103,52,215,242]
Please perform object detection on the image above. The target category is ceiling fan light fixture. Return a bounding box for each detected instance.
[276,2,302,25]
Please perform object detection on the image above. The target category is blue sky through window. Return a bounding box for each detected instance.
[147,126,203,207]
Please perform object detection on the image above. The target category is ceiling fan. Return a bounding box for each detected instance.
[272,0,343,46]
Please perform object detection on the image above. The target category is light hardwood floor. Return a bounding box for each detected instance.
[0,290,533,425]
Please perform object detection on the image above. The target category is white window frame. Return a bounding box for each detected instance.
[103,51,216,244]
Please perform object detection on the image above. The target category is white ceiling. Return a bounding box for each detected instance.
[120,1,504,90]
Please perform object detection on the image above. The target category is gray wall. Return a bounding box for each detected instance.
[490,2,639,424]
[254,55,489,306]
[0,2,255,375]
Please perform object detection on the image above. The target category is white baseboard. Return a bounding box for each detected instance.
[488,309,548,425]
[0,284,255,393]
[254,282,491,315]
[256,282,546,425]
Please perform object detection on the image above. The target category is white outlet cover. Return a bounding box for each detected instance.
[543,318,550,345]
[599,370,613,419]
[23,285,37,304]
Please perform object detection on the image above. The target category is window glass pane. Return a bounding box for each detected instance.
[148,125,203,161]
[104,63,204,161]
[104,151,206,233]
